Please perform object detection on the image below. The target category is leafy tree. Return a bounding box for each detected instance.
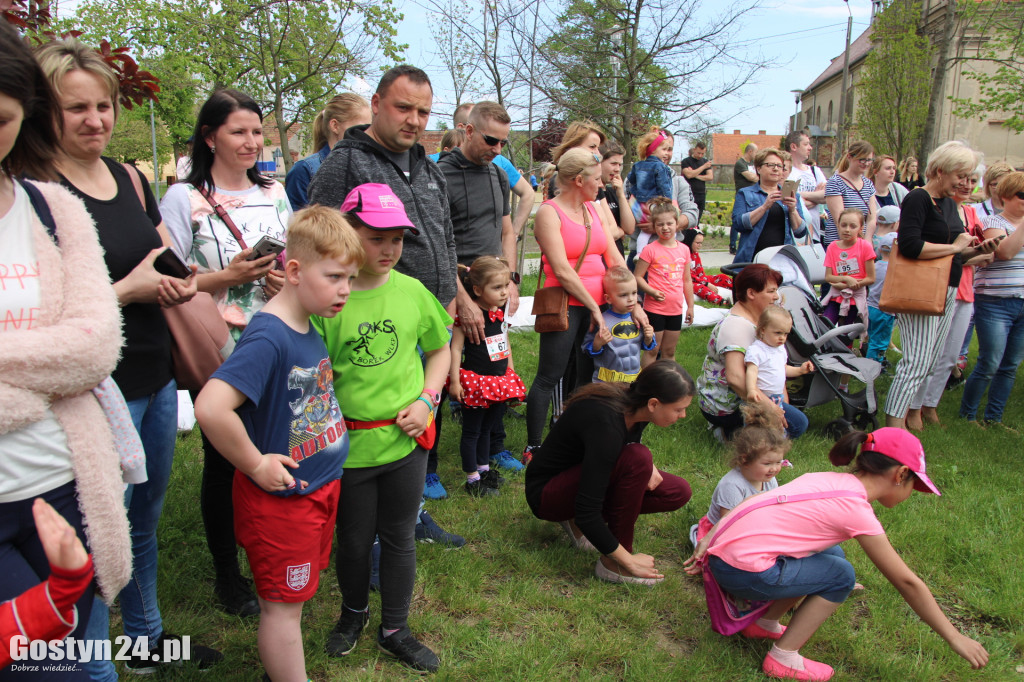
[104,101,172,170]
[71,0,406,171]
[531,115,567,163]
[951,0,1024,133]
[854,0,931,161]
[533,0,769,166]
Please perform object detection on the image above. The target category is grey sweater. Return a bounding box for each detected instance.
[436,147,510,265]
[307,125,459,306]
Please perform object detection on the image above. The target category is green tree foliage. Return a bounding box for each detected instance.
[104,101,172,170]
[952,0,1024,133]
[854,0,932,161]
[534,0,768,166]
[71,0,405,171]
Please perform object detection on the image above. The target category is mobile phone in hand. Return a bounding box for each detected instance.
[246,236,286,261]
[153,247,191,279]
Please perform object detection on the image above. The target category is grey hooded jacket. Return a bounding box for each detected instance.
[435,147,510,266]
[307,124,458,307]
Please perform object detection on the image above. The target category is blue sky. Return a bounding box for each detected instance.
[362,0,878,160]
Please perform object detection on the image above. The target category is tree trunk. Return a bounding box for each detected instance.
[921,0,956,159]
[275,99,294,174]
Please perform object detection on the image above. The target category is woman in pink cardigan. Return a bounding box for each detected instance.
[0,23,130,680]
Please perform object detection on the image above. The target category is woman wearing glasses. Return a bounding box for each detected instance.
[823,141,879,247]
[731,147,805,264]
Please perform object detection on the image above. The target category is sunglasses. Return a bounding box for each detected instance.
[1016,192,1024,200]
[481,133,509,147]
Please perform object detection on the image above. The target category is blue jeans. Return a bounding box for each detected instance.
[85,379,177,681]
[866,306,895,362]
[960,295,1024,422]
[767,393,809,439]
[709,544,855,604]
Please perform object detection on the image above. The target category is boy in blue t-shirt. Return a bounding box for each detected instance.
[583,266,656,382]
[195,206,364,682]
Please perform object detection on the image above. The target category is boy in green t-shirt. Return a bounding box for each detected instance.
[312,183,451,674]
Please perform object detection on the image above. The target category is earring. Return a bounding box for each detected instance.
[210,145,216,155]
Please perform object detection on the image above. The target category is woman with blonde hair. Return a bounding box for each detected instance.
[868,154,908,208]
[970,161,1013,219]
[897,155,924,190]
[523,148,630,461]
[884,141,1000,430]
[823,140,879,246]
[285,92,370,208]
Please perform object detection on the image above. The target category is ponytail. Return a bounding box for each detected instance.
[311,109,328,152]
[829,430,906,475]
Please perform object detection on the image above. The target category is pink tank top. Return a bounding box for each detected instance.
[541,200,608,306]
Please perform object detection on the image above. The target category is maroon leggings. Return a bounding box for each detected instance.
[534,444,691,552]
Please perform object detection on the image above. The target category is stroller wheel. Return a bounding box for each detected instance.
[853,413,877,432]
[823,417,853,441]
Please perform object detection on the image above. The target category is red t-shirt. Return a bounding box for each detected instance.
[639,240,691,316]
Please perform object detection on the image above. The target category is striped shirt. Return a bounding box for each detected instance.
[823,174,875,245]
[974,214,1024,298]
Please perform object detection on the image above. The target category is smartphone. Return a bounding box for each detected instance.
[246,236,286,261]
[781,180,800,199]
[153,247,192,279]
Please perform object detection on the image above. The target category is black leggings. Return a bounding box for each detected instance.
[335,447,427,629]
[526,305,594,445]
[460,403,505,473]
[198,410,243,582]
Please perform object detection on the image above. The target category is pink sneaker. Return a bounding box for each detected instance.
[740,622,787,639]
[763,652,834,681]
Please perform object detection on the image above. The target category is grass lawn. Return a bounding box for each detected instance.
[133,278,1024,680]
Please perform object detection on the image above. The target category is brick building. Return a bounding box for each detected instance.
[708,130,786,185]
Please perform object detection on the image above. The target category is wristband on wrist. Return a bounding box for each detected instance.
[420,388,441,406]
[415,396,434,411]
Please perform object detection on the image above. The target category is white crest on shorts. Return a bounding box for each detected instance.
[286,563,311,590]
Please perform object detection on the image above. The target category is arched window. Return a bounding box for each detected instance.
[816,106,821,126]
[827,101,833,130]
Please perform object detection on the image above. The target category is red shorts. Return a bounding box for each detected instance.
[232,471,340,603]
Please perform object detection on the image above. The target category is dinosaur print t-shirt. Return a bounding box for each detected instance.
[313,271,453,468]
[212,312,348,496]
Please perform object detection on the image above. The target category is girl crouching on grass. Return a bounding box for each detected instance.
[685,428,987,681]
[449,257,526,498]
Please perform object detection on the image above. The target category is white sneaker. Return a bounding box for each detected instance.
[560,521,597,552]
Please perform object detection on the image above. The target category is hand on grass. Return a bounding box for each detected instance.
[948,633,988,669]
[623,553,663,580]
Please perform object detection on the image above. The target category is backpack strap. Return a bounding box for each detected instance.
[706,489,863,552]
[20,180,58,244]
[122,162,147,210]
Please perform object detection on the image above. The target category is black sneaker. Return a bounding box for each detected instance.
[479,469,505,489]
[124,633,222,674]
[214,574,259,617]
[464,479,499,497]
[377,626,439,674]
[325,607,369,657]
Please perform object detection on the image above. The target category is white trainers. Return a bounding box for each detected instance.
[560,521,597,552]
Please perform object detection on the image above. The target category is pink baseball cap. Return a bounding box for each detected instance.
[861,428,940,495]
[340,183,419,235]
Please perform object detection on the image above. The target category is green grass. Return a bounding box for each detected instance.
[128,285,1024,680]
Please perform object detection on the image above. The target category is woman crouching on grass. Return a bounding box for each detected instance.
[684,428,987,681]
[525,361,694,585]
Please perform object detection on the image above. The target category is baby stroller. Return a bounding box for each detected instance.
[728,245,882,438]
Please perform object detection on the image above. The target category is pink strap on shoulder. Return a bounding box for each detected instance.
[706,490,862,551]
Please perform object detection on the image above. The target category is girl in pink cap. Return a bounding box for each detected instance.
[685,427,988,681]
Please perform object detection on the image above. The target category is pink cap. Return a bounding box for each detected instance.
[861,428,940,495]
[340,183,419,235]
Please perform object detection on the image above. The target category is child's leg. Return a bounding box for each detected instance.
[376,448,429,632]
[821,300,840,325]
[459,407,487,478]
[709,274,733,288]
[258,600,305,682]
[660,329,681,361]
[334,466,381,612]
[646,330,664,366]
[477,404,503,470]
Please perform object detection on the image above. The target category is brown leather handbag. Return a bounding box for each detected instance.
[878,240,952,316]
[532,205,593,333]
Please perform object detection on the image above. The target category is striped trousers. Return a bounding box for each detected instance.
[884,287,958,418]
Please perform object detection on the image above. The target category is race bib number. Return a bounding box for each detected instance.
[834,256,860,275]
[485,332,510,361]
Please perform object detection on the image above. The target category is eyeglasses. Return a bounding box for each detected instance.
[1016,191,1024,200]
[761,163,784,170]
[858,157,874,165]
[593,153,602,163]
[481,133,509,147]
